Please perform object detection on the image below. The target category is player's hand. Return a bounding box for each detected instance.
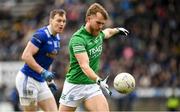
[47,80,58,93]
[117,27,129,36]
[96,76,112,96]
[41,69,55,82]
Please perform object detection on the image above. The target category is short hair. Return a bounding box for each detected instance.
[50,9,66,19]
[86,3,109,20]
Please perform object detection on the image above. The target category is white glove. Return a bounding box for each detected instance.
[96,76,112,96]
[117,27,129,36]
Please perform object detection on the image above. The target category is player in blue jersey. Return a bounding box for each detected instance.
[15,9,66,111]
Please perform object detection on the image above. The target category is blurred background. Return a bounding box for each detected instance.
[0,0,179,111]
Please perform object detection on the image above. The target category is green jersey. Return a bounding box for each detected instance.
[66,26,105,84]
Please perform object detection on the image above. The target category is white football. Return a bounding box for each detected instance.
[113,72,135,94]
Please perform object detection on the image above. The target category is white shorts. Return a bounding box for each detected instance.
[59,80,103,107]
[15,71,53,106]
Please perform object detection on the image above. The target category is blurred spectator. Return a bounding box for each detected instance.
[9,88,21,111]
[166,93,180,111]
[0,84,7,101]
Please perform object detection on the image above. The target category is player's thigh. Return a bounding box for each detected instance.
[59,104,76,112]
[84,94,109,111]
[37,81,57,111]
[59,81,84,108]
[38,97,57,111]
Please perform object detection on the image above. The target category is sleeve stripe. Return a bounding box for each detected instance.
[73,46,85,52]
[73,47,85,50]
[33,36,42,43]
[73,46,85,49]
[74,49,86,52]
[73,45,84,48]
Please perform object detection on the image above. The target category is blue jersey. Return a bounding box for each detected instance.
[21,26,61,82]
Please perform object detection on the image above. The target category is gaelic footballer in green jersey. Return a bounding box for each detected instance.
[59,3,129,112]
[66,26,104,84]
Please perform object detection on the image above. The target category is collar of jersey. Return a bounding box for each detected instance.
[81,25,96,37]
[81,25,103,39]
[47,25,53,36]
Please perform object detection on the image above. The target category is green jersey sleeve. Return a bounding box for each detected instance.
[101,31,105,40]
[70,36,86,54]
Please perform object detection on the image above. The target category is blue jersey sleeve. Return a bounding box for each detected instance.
[31,32,45,48]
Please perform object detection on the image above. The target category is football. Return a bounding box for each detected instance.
[113,72,135,94]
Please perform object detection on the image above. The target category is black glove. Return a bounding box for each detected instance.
[96,75,112,96]
[47,80,57,93]
[116,27,129,36]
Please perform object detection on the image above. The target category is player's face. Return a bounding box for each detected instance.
[88,12,106,36]
[50,14,66,34]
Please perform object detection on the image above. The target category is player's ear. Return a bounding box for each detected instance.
[86,16,91,22]
[49,18,53,24]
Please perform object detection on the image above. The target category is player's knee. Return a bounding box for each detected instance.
[38,97,58,111]
[22,105,37,111]
[59,104,76,112]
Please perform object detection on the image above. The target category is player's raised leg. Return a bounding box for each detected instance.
[84,94,109,111]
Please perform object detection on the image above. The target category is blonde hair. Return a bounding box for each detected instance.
[86,3,109,20]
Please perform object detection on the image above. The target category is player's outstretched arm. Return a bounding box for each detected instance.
[103,27,129,39]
